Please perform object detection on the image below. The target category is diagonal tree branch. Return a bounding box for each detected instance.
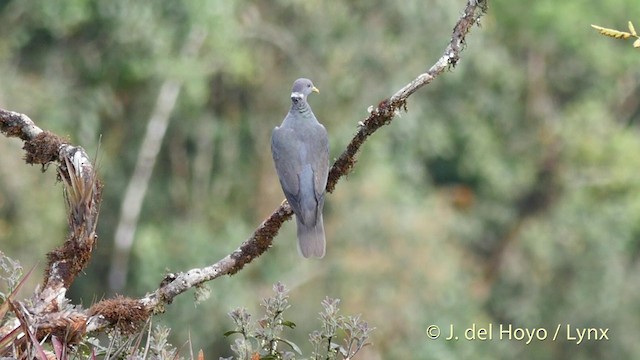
[0,0,488,338]
[139,0,488,314]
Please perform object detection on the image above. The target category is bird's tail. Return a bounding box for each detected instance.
[296,213,326,258]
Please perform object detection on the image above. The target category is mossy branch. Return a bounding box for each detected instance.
[0,0,488,341]
[147,0,488,312]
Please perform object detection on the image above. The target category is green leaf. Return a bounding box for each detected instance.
[223,330,242,337]
[275,337,303,355]
[281,320,296,329]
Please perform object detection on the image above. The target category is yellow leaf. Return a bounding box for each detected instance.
[629,21,637,36]
[634,39,640,48]
[591,24,632,39]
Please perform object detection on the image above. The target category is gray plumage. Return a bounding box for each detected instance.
[271,78,329,258]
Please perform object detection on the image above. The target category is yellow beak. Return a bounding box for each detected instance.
[312,86,320,94]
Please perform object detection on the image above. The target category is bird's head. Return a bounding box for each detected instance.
[291,78,319,101]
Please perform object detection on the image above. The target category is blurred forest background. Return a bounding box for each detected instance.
[1,0,640,358]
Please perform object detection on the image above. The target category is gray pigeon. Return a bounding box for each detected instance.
[271,78,329,258]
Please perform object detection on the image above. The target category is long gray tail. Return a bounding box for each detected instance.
[296,214,326,258]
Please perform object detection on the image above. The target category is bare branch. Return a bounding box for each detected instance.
[0,109,43,140]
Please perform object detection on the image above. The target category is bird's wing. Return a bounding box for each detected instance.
[271,125,302,212]
[310,123,329,199]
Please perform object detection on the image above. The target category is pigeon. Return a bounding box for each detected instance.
[271,78,329,258]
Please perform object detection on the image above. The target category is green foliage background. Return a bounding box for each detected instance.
[1,0,640,358]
